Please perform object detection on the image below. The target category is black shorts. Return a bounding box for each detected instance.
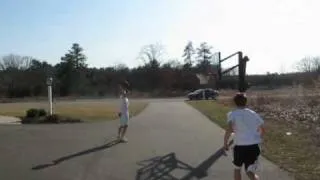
[233,144,260,170]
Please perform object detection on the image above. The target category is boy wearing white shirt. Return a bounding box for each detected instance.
[117,81,130,142]
[224,93,265,180]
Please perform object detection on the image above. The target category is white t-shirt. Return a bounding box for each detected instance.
[120,95,129,115]
[227,108,264,146]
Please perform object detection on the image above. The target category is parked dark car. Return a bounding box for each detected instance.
[187,88,219,100]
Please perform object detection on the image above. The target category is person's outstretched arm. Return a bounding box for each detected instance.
[224,121,233,151]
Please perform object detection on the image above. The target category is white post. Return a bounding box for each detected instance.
[48,85,52,115]
[47,78,53,115]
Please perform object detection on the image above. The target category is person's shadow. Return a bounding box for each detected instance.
[31,139,120,170]
[136,140,233,180]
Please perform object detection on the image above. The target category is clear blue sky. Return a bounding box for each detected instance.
[1,0,319,74]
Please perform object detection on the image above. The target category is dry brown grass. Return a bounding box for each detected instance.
[249,94,320,180]
[219,77,320,98]
[0,100,148,121]
[189,79,320,180]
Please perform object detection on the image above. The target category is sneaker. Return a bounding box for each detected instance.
[120,137,128,143]
[247,160,260,173]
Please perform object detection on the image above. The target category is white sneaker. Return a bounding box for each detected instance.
[121,137,128,143]
[247,160,261,173]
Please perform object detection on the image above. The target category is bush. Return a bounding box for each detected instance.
[21,113,83,124]
[38,109,47,116]
[43,114,82,124]
[26,108,39,118]
[26,108,47,118]
[22,108,83,124]
[21,116,46,124]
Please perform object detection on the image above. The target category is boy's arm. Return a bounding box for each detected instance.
[256,113,265,136]
[224,121,233,151]
[118,97,122,117]
[259,124,265,137]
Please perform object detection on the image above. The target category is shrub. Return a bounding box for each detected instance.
[38,109,47,117]
[26,108,47,118]
[43,114,82,124]
[26,108,39,118]
[21,116,45,124]
[22,110,83,124]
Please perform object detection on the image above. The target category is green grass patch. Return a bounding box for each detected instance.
[0,101,148,121]
[187,100,319,180]
[187,100,231,128]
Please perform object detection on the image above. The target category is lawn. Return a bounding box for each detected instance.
[0,100,148,121]
[187,98,320,180]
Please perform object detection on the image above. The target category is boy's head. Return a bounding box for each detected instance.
[233,93,247,107]
[119,80,130,95]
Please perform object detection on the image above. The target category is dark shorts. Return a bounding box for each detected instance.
[233,144,260,170]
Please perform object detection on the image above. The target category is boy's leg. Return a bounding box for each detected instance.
[121,125,128,140]
[120,114,129,141]
[233,146,243,180]
[244,145,260,180]
[118,126,123,139]
[119,115,126,139]
[234,168,242,180]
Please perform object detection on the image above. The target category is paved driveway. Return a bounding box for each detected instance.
[0,100,293,180]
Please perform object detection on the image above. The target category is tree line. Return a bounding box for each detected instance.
[0,42,319,98]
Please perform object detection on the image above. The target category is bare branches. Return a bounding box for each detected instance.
[0,54,32,70]
[139,43,165,64]
[296,56,320,73]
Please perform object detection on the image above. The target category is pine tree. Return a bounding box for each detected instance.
[196,42,213,73]
[182,41,195,66]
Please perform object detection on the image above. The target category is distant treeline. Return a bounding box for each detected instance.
[0,43,319,98]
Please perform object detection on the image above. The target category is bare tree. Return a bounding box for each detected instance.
[0,54,32,70]
[296,56,320,73]
[313,57,320,72]
[139,43,165,65]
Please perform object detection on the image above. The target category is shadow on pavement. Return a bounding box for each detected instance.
[136,153,194,180]
[32,139,120,170]
[136,141,232,180]
[180,146,228,180]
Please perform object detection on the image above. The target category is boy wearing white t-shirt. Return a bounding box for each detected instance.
[224,93,265,180]
[117,81,130,143]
